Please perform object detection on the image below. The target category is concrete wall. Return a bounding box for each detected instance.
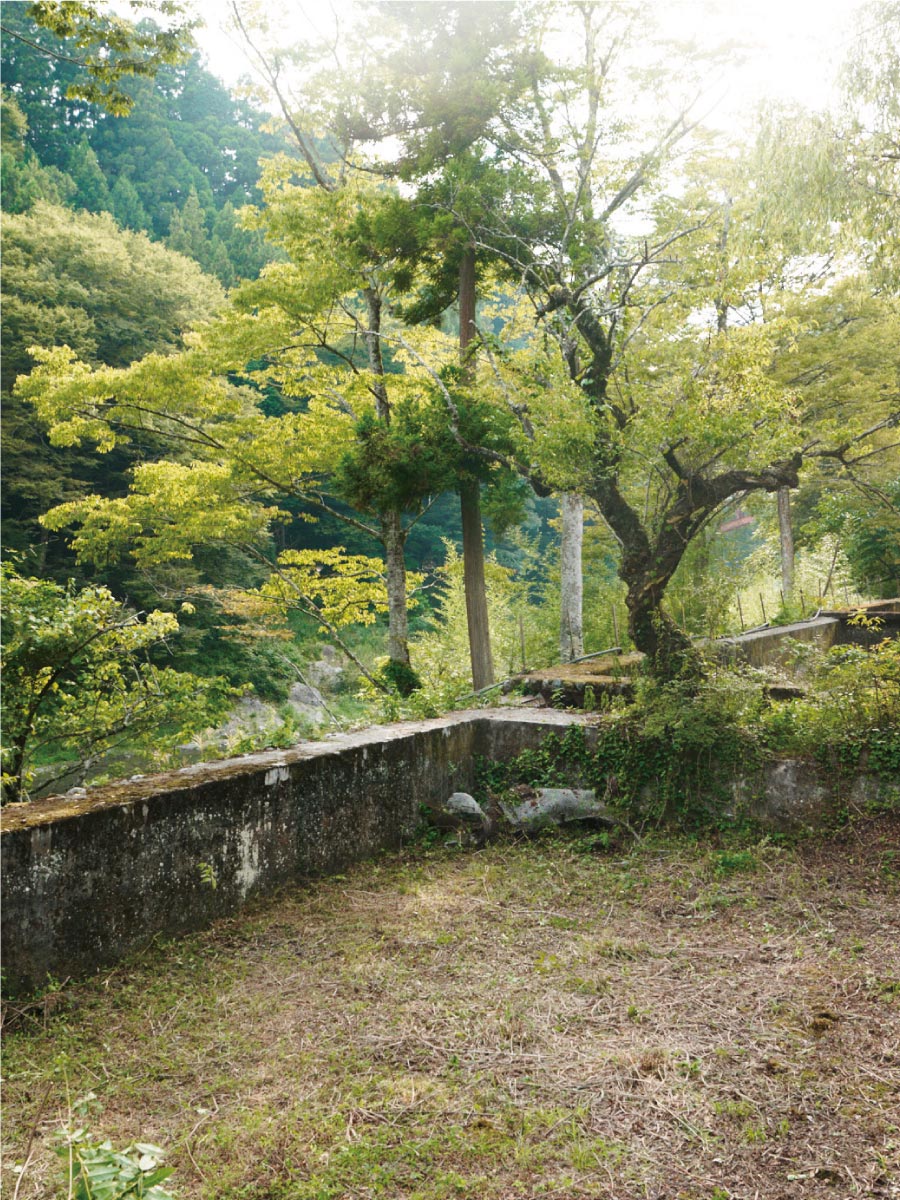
[3,706,894,995]
[715,603,900,668]
[0,710,585,995]
[716,616,839,667]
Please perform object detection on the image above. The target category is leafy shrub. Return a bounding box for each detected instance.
[479,636,899,832]
[378,658,422,697]
[55,1128,176,1199]
[760,631,900,772]
[0,564,235,803]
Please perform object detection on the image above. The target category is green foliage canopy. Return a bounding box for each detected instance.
[0,562,234,803]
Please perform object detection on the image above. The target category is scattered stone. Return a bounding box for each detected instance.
[308,662,344,690]
[500,786,616,831]
[211,696,291,749]
[65,787,88,800]
[434,791,495,844]
[285,682,328,725]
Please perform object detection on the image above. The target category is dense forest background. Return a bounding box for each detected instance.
[2,0,897,802]
[1,3,574,709]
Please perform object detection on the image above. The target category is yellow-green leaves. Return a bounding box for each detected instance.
[1,202,222,391]
[624,321,800,484]
[262,548,420,631]
[478,330,598,493]
[41,462,284,568]
[243,161,394,311]
[18,344,249,452]
[1,563,233,804]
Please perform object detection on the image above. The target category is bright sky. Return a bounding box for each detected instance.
[186,0,867,134]
[662,0,867,127]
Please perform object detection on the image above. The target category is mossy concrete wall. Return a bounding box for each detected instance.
[716,600,900,668]
[717,616,839,667]
[735,760,894,831]
[3,706,894,996]
[0,710,586,995]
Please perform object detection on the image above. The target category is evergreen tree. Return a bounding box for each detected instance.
[68,134,110,212]
[108,173,148,230]
[166,185,210,261]
[1,7,286,282]
[1,86,76,213]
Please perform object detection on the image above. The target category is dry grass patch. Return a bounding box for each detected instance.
[3,815,899,1199]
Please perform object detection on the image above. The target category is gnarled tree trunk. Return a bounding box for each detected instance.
[626,578,698,682]
[590,456,801,683]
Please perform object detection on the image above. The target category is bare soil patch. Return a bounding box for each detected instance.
[3,815,899,1199]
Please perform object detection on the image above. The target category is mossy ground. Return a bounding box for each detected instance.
[3,816,899,1199]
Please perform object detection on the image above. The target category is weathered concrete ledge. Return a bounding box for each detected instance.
[734,760,895,831]
[0,709,591,995]
[3,707,895,995]
[715,616,840,666]
[715,600,900,667]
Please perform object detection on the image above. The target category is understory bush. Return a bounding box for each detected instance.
[409,542,551,705]
[477,637,900,830]
[759,632,900,773]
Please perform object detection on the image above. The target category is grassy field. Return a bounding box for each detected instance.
[3,814,899,1199]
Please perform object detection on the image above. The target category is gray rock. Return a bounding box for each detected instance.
[211,697,283,749]
[501,787,615,831]
[436,791,494,844]
[306,660,344,690]
[445,791,486,819]
[288,682,325,710]
[236,696,274,721]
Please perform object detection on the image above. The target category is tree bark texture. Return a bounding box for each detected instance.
[777,486,795,600]
[361,285,411,670]
[363,287,390,422]
[460,477,495,690]
[559,492,584,662]
[382,509,410,667]
[458,244,495,689]
[588,454,803,681]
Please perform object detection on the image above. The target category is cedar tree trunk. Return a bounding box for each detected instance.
[458,244,494,690]
[363,287,411,672]
[382,509,411,668]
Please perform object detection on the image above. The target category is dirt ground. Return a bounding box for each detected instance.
[3,814,899,1200]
